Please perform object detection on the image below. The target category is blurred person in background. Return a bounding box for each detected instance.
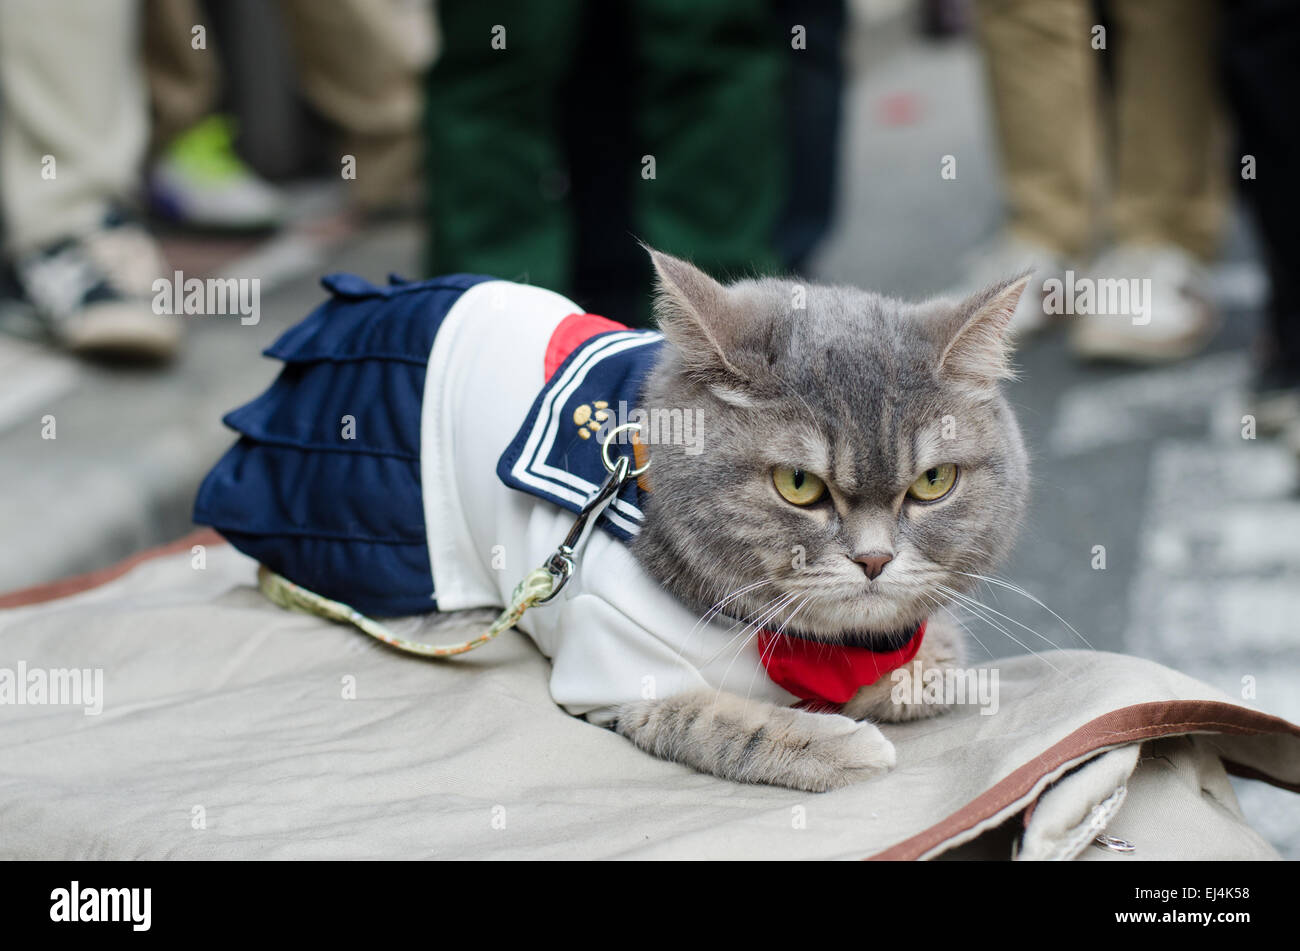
[960,0,1228,364]
[143,0,434,230]
[1224,0,1300,455]
[0,0,432,362]
[0,0,179,359]
[773,0,847,278]
[144,0,285,234]
[424,0,805,327]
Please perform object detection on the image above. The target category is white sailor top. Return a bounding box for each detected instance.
[195,273,923,724]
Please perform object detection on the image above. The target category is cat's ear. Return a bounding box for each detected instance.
[645,246,756,390]
[934,273,1030,391]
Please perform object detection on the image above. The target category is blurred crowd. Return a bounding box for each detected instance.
[0,0,1298,446]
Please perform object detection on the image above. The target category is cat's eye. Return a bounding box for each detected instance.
[773,467,826,506]
[907,463,958,502]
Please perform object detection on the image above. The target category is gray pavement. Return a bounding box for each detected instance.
[1,22,1296,855]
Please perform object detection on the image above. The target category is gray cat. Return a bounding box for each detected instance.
[199,245,1030,795]
[610,250,1031,792]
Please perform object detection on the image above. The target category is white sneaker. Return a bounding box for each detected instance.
[14,219,180,360]
[148,155,284,233]
[147,116,284,232]
[954,232,1066,337]
[1069,243,1217,364]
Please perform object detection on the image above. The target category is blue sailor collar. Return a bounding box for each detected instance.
[497,328,664,542]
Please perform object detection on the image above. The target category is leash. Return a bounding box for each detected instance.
[257,423,648,657]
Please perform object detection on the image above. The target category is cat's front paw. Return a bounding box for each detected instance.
[611,691,896,793]
[777,710,897,792]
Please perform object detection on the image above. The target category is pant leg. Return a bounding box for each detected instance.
[560,0,644,323]
[1109,0,1227,259]
[631,0,785,283]
[773,0,846,275]
[1224,0,1300,374]
[423,1,583,290]
[972,0,1099,257]
[143,0,219,151]
[0,0,148,254]
[279,0,435,210]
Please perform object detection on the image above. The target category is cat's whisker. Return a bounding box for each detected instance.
[734,599,807,784]
[705,617,781,731]
[937,602,993,662]
[916,590,994,662]
[700,591,791,666]
[742,593,800,654]
[936,582,1065,654]
[944,597,1056,671]
[741,595,811,707]
[668,578,776,672]
[715,592,798,667]
[719,590,786,633]
[710,592,800,712]
[770,596,811,643]
[700,579,774,627]
[935,584,1062,674]
[952,570,1095,652]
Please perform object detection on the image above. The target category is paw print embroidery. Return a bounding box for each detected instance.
[573,400,611,439]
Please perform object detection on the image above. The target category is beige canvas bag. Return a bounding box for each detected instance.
[1,532,1296,860]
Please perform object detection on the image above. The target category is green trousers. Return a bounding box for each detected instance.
[425,0,784,325]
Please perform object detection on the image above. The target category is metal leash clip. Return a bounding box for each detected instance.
[535,423,647,604]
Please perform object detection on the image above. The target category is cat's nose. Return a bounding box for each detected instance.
[853,551,894,580]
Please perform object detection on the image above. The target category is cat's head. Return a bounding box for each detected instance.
[631,249,1031,646]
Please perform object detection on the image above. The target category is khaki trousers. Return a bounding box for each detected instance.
[974,0,1227,260]
[0,0,148,254]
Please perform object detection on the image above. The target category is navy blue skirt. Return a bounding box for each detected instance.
[193,272,493,616]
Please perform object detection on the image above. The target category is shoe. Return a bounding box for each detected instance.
[148,115,284,232]
[13,218,180,360]
[1069,243,1217,364]
[954,232,1066,337]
